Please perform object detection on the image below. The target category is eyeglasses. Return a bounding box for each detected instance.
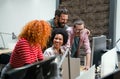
[75,29,83,33]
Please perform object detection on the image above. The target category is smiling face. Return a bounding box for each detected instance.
[53,34,63,49]
[58,14,68,28]
[73,24,85,37]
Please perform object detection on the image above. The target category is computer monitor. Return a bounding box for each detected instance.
[101,48,118,77]
[4,56,56,79]
[91,35,107,67]
[101,69,120,79]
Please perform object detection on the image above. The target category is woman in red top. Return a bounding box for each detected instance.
[10,20,51,68]
[0,20,51,78]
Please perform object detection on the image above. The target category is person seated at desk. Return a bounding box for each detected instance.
[0,20,51,79]
[44,28,68,78]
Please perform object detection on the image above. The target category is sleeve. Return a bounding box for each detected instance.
[66,27,73,48]
[44,48,54,57]
[83,33,91,54]
[15,39,32,64]
[37,46,44,60]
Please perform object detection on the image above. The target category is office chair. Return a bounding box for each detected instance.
[3,56,56,79]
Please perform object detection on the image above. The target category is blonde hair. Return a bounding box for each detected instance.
[18,20,51,49]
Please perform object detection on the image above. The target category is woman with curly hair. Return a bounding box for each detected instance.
[43,28,68,78]
[0,20,51,78]
[10,20,51,68]
[44,28,68,63]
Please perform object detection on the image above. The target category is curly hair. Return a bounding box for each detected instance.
[18,20,51,49]
[51,28,68,45]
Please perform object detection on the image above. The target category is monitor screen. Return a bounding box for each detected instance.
[101,48,118,77]
[91,35,107,67]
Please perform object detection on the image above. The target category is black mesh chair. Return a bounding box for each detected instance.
[4,56,56,79]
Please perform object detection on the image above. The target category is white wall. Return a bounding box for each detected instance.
[115,0,120,51]
[0,0,56,49]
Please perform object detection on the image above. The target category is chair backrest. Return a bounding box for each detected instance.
[4,56,56,79]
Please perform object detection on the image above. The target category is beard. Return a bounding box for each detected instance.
[57,21,65,28]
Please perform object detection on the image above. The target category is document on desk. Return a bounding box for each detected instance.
[76,65,95,79]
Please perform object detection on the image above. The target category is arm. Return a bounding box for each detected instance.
[82,32,91,70]
[84,28,90,36]
[85,53,91,70]
[10,39,32,67]
[37,46,44,60]
[65,27,73,48]
[15,39,31,64]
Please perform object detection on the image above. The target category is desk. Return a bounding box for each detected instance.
[76,65,95,79]
[0,49,12,54]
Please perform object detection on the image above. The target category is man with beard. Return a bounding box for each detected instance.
[47,8,69,48]
[48,8,69,30]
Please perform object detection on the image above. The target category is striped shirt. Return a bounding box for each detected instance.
[10,38,43,68]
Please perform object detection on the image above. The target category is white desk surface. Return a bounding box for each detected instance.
[0,49,12,54]
[76,65,95,79]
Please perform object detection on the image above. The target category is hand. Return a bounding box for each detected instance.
[83,65,90,70]
[84,28,90,35]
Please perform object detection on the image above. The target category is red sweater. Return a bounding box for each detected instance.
[10,38,43,68]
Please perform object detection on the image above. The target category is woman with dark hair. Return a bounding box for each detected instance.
[44,28,68,63]
[43,28,68,78]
